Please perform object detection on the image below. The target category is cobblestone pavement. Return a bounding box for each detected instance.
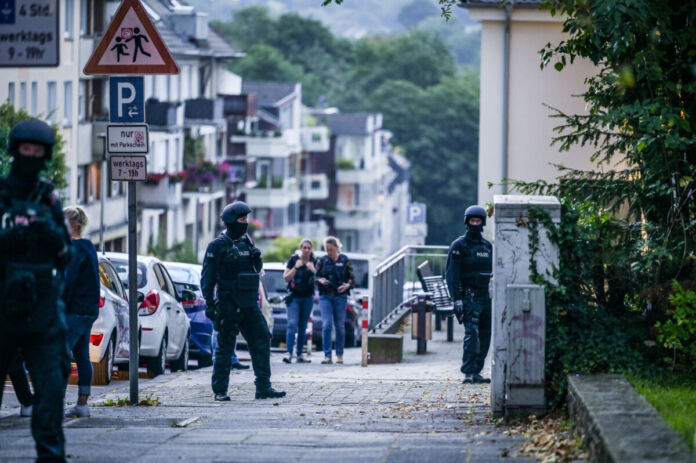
[1,324,536,462]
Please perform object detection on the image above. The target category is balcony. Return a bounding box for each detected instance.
[230,133,291,158]
[185,98,223,122]
[243,177,300,209]
[146,99,183,128]
[334,210,379,231]
[82,195,129,242]
[301,126,330,152]
[137,177,182,209]
[300,174,329,200]
[336,167,380,185]
[222,94,256,117]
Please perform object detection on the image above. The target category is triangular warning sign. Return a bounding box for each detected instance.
[84,0,179,75]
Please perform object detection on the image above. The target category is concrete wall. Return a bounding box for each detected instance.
[472,7,599,209]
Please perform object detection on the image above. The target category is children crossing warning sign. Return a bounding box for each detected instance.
[83,0,178,75]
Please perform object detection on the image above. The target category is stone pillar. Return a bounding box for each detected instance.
[491,195,560,418]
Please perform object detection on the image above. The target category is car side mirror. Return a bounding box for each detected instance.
[180,289,196,303]
[137,292,145,304]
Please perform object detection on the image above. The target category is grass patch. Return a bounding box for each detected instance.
[94,394,161,407]
[629,374,696,449]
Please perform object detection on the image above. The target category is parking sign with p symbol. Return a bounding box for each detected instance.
[109,76,145,123]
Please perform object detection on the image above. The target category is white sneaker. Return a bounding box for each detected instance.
[20,404,32,417]
[282,354,293,364]
[65,404,90,418]
[321,356,332,364]
[336,356,343,364]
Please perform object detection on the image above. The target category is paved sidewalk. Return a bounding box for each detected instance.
[1,323,535,462]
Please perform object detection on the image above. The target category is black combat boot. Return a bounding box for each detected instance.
[473,374,491,384]
[462,374,474,384]
[214,393,231,401]
[230,361,250,370]
[255,385,286,400]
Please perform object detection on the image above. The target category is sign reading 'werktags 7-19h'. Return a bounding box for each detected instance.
[0,0,59,67]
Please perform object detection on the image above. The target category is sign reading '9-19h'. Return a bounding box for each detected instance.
[0,0,59,67]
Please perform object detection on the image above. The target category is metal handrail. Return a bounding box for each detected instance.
[374,245,449,275]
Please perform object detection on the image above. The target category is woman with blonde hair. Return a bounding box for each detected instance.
[315,236,354,364]
[62,206,100,418]
[282,239,317,363]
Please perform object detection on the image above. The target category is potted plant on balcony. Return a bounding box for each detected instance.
[336,158,356,170]
[168,171,187,183]
[145,172,167,185]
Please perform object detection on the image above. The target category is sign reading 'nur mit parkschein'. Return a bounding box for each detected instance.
[107,124,149,154]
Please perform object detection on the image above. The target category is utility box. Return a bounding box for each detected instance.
[505,284,545,417]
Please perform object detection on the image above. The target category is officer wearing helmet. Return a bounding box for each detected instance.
[0,120,72,461]
[201,201,285,401]
[446,205,493,384]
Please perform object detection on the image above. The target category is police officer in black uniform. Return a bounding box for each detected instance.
[446,205,493,384]
[201,201,286,401]
[0,120,72,462]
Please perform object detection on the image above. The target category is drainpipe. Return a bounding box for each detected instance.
[501,1,513,194]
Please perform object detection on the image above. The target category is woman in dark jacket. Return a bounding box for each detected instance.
[315,236,354,364]
[62,206,100,418]
[282,239,317,364]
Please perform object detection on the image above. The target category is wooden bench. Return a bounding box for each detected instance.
[417,261,455,342]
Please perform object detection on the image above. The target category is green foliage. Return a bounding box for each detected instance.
[335,157,355,170]
[397,0,440,28]
[656,281,696,368]
[94,394,161,407]
[0,101,68,190]
[322,0,459,20]
[183,135,205,167]
[227,44,305,86]
[148,236,199,265]
[630,374,696,449]
[263,236,314,264]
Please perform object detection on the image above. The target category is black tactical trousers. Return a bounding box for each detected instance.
[460,296,492,375]
[212,304,271,394]
[0,331,70,462]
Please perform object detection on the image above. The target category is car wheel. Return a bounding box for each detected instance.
[171,335,189,372]
[147,336,167,377]
[92,337,114,386]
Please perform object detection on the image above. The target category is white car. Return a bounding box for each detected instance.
[88,257,139,385]
[106,253,192,376]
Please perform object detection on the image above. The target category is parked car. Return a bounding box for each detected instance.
[89,256,139,385]
[106,253,192,376]
[162,262,213,367]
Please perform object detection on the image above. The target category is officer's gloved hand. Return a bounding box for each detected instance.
[205,301,218,321]
[453,300,465,325]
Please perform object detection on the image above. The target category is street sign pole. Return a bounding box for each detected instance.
[128,181,139,404]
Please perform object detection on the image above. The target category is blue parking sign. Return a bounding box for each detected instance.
[109,76,144,123]
[407,203,427,224]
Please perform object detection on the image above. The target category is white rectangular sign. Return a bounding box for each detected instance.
[107,124,149,153]
[110,155,147,181]
[0,0,59,67]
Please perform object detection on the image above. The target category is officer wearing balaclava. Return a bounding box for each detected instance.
[0,119,72,461]
[446,205,493,384]
[201,201,285,401]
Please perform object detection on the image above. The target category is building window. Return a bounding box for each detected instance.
[47,82,57,123]
[64,0,74,39]
[31,82,38,116]
[7,82,15,106]
[78,81,86,121]
[19,82,26,110]
[63,81,73,126]
[80,0,89,36]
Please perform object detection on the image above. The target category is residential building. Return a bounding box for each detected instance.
[232,82,304,247]
[459,0,599,211]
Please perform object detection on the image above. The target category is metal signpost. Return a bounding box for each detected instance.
[84,0,179,404]
[0,0,59,67]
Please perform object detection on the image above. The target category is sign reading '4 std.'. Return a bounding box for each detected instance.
[83,0,178,75]
[110,76,144,123]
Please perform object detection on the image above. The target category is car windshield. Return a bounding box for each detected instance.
[351,259,369,289]
[110,259,148,289]
[166,266,199,285]
[262,269,287,293]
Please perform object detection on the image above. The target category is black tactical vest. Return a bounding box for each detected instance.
[217,236,259,310]
[318,254,350,296]
[459,237,492,292]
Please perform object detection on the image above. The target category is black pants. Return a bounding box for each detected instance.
[212,304,271,394]
[460,297,492,375]
[8,353,34,406]
[0,331,70,462]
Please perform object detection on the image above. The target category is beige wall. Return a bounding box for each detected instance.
[473,8,599,208]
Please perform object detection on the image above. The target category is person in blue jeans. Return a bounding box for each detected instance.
[62,206,100,418]
[282,239,317,364]
[316,236,354,364]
